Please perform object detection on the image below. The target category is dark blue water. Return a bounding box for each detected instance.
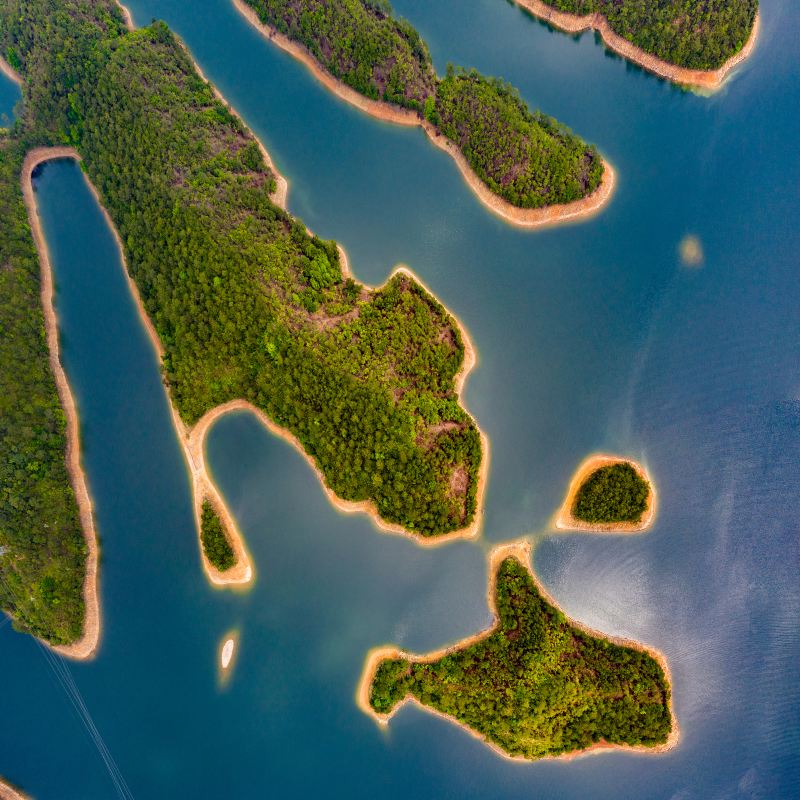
[0,67,20,125]
[1,0,798,796]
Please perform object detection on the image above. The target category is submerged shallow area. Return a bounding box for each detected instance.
[0,0,798,796]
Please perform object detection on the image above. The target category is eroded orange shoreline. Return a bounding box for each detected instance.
[554,453,656,533]
[231,0,615,228]
[357,540,679,763]
[21,149,101,661]
[511,0,760,91]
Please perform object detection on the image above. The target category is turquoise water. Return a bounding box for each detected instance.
[2,0,799,796]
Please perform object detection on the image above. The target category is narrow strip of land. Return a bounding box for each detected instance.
[21,148,101,660]
[357,540,679,761]
[232,0,614,228]
[510,0,759,90]
[554,454,656,533]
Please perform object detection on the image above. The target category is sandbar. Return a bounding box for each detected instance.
[221,637,235,669]
[510,0,760,91]
[554,453,656,533]
[231,0,615,229]
[357,540,679,762]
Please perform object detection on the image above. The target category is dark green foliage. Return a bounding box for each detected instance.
[532,0,758,70]
[0,0,482,552]
[572,462,650,523]
[241,0,603,208]
[246,0,436,110]
[370,657,411,714]
[200,501,235,571]
[0,138,86,645]
[435,68,602,207]
[369,557,672,759]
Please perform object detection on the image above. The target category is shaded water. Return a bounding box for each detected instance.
[1,0,799,796]
[0,67,20,125]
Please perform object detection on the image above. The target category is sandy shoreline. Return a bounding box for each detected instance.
[357,540,679,762]
[231,0,614,228]
[0,54,22,86]
[511,0,760,91]
[554,453,657,533]
[0,780,29,800]
[21,148,102,661]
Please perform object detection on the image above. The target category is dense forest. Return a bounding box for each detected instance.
[242,0,603,207]
[200,501,235,571]
[369,555,672,759]
[529,0,758,70]
[0,137,87,645]
[0,0,482,631]
[434,68,602,208]
[572,462,650,523]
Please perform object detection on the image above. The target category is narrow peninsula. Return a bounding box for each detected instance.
[233,0,614,227]
[0,0,488,631]
[359,542,676,761]
[555,454,656,533]
[0,135,98,657]
[508,0,759,90]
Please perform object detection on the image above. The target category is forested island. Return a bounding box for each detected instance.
[0,0,486,645]
[556,455,655,532]
[509,0,759,88]
[235,0,611,223]
[360,543,675,761]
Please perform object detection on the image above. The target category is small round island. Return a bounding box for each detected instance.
[555,454,656,533]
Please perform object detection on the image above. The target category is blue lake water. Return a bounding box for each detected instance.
[0,67,20,125]
[1,0,799,796]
